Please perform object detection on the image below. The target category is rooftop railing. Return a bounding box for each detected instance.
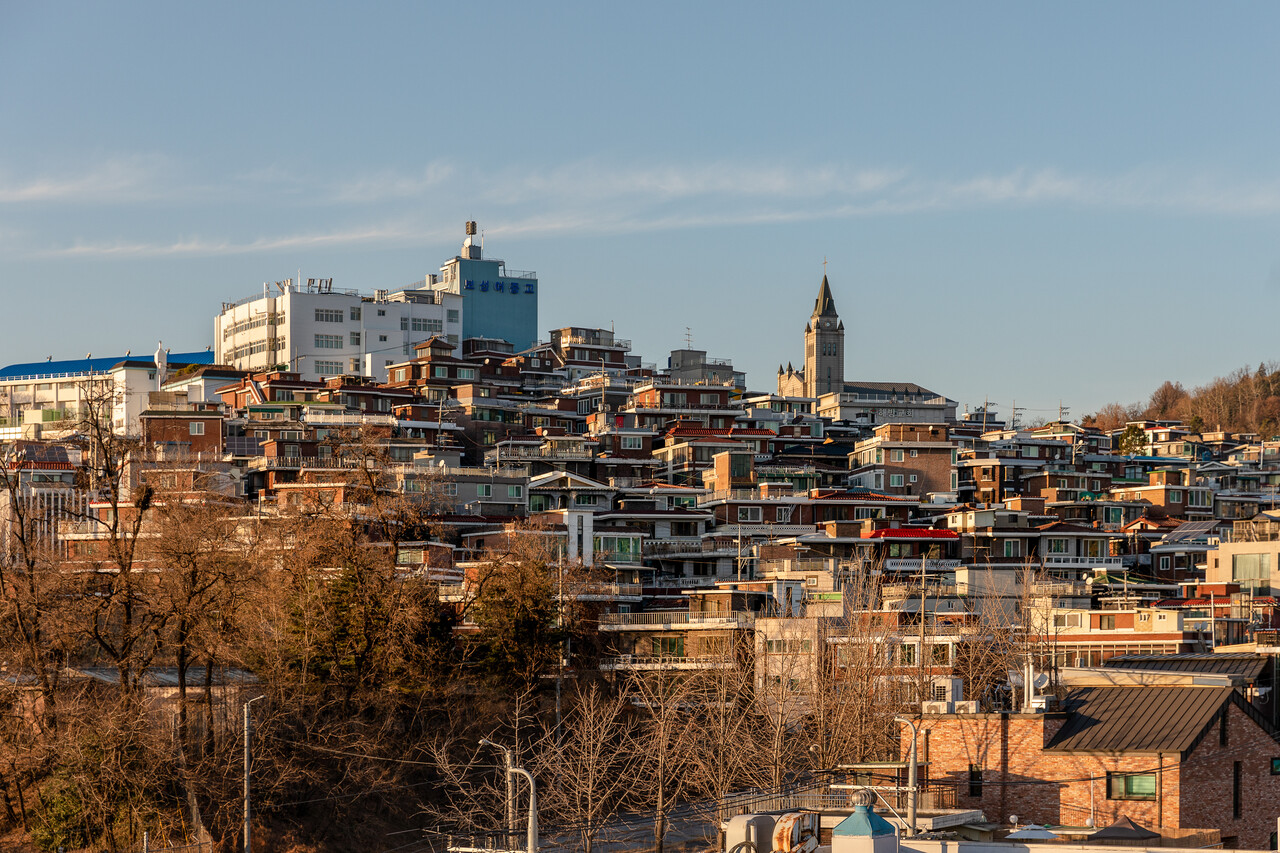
[599,611,756,627]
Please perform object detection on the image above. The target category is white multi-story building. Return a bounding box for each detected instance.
[0,351,214,438]
[214,278,464,383]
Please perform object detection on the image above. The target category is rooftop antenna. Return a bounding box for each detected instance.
[684,327,694,348]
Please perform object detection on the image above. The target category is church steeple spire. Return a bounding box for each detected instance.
[804,274,844,398]
[813,274,838,318]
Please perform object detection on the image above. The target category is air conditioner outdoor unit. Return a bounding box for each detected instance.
[953,700,979,714]
[1031,694,1060,712]
[921,700,953,714]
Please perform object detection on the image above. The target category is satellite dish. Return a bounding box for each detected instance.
[1007,670,1023,687]
[1034,673,1050,690]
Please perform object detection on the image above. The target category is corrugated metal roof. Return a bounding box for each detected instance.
[1104,653,1268,680]
[0,351,213,380]
[1046,685,1232,754]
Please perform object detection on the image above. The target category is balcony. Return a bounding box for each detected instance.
[576,582,643,600]
[1042,555,1122,569]
[881,559,962,573]
[642,538,707,556]
[1031,581,1091,596]
[881,581,957,599]
[599,654,738,671]
[247,456,370,471]
[598,611,755,630]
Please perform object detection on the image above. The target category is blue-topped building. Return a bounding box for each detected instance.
[432,222,538,352]
[0,349,215,437]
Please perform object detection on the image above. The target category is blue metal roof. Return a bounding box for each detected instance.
[0,351,214,381]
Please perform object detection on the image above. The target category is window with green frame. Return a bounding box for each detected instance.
[652,636,684,658]
[1106,772,1156,800]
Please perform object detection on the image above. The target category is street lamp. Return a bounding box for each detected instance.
[243,694,266,853]
[479,738,515,838]
[893,716,918,836]
[479,738,537,853]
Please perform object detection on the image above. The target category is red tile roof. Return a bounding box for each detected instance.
[861,528,959,540]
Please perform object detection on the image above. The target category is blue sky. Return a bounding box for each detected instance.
[2,2,1279,422]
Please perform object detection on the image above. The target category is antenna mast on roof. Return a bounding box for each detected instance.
[684,327,693,349]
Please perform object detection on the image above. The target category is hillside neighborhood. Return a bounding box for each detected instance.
[5,229,1280,851]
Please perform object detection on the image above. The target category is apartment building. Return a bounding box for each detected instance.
[848,422,957,497]
[214,277,462,383]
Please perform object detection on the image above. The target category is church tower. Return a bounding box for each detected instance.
[804,275,844,398]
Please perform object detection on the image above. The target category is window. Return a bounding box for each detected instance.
[574,494,598,507]
[1233,761,1242,818]
[314,360,341,375]
[410,317,443,333]
[379,334,387,342]
[968,765,983,798]
[315,334,343,349]
[349,332,362,346]
[891,449,905,462]
[189,422,205,436]
[652,636,684,657]
[889,474,905,487]
[621,436,643,450]
[1022,446,1039,458]
[377,309,386,316]
[447,309,459,324]
[1099,614,1117,630]
[1047,538,1068,554]
[737,506,762,523]
[349,307,361,321]
[1003,540,1021,558]
[457,368,477,380]
[910,449,918,458]
[1107,772,1156,800]
[1053,613,1081,628]
[909,474,918,483]
[899,644,916,665]
[476,484,492,498]
[508,485,523,499]
[314,309,343,323]
[434,366,449,378]
[1169,490,1183,503]
[875,449,883,464]
[1232,553,1270,590]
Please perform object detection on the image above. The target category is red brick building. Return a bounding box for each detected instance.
[907,685,1280,848]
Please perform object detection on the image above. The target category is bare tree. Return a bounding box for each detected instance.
[535,683,637,853]
[627,668,697,853]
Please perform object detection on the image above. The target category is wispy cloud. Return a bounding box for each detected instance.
[8,157,1280,259]
[0,157,177,204]
[35,220,441,260]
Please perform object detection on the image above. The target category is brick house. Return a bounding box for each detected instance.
[849,422,956,497]
[907,685,1280,848]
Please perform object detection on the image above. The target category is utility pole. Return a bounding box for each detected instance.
[243,695,266,853]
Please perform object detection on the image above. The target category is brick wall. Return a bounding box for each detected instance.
[908,705,1280,847]
[906,713,1178,830]
[1180,701,1280,849]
